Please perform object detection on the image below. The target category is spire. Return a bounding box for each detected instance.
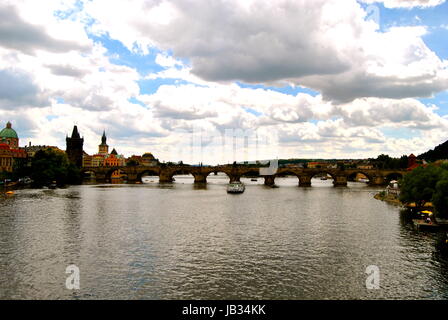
[111,148,117,155]
[6,121,11,129]
[71,125,80,139]
[101,130,107,145]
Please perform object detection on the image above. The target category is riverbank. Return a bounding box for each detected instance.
[374,192,403,206]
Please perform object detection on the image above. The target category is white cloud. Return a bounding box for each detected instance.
[0,69,50,108]
[136,65,448,161]
[0,1,90,55]
[0,0,447,163]
[360,0,445,8]
[84,0,448,103]
[155,53,183,68]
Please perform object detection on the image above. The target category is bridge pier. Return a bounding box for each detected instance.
[93,172,107,183]
[264,175,275,187]
[159,173,174,183]
[194,174,207,184]
[229,175,241,183]
[333,175,348,187]
[126,172,139,183]
[369,175,386,186]
[299,175,311,187]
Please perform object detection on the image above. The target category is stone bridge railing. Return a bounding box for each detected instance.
[81,165,407,187]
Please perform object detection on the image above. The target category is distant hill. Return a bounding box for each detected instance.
[418,139,448,162]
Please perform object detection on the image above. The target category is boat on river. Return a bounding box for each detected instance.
[227,182,245,194]
[413,219,440,231]
[413,210,439,231]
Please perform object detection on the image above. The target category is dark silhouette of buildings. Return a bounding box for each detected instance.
[66,126,84,168]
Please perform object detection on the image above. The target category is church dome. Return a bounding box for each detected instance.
[142,152,155,159]
[0,122,18,139]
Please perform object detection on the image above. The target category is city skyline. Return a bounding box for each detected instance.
[3,1,448,304]
[1,1,448,164]
[1,121,423,165]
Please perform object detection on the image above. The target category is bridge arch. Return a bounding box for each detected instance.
[385,172,403,182]
[240,169,261,177]
[138,169,160,183]
[308,171,337,187]
[168,168,197,184]
[274,171,301,186]
[240,169,264,184]
[309,171,336,180]
[105,167,127,182]
[205,170,231,184]
[346,171,372,183]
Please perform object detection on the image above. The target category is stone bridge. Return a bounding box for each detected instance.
[81,165,407,187]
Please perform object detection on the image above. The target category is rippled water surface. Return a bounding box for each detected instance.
[1,176,448,299]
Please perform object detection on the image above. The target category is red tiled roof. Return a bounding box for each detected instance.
[407,163,427,171]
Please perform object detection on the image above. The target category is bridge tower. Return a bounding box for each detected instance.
[98,130,109,155]
[66,125,84,168]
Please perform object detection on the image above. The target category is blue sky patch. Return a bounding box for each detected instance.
[89,34,165,76]
[242,107,263,117]
[236,82,320,97]
[128,97,147,108]
[381,126,421,139]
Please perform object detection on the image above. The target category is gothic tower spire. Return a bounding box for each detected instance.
[66,125,84,168]
[98,130,109,155]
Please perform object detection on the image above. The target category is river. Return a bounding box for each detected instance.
[1,176,448,299]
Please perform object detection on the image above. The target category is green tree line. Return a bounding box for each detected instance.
[13,148,81,187]
[399,163,448,219]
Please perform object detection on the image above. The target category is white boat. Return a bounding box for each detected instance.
[227,182,245,194]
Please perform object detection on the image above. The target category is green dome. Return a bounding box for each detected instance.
[0,122,18,139]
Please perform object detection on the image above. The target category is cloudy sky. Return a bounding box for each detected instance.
[0,0,447,164]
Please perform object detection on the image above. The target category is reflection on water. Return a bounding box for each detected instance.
[1,178,448,299]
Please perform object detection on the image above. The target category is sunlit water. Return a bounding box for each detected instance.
[1,175,448,299]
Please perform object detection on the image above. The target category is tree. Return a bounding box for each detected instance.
[0,171,12,181]
[432,172,448,219]
[12,157,30,180]
[399,155,409,169]
[419,139,448,162]
[376,154,392,169]
[374,154,408,169]
[30,149,80,187]
[399,165,443,208]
